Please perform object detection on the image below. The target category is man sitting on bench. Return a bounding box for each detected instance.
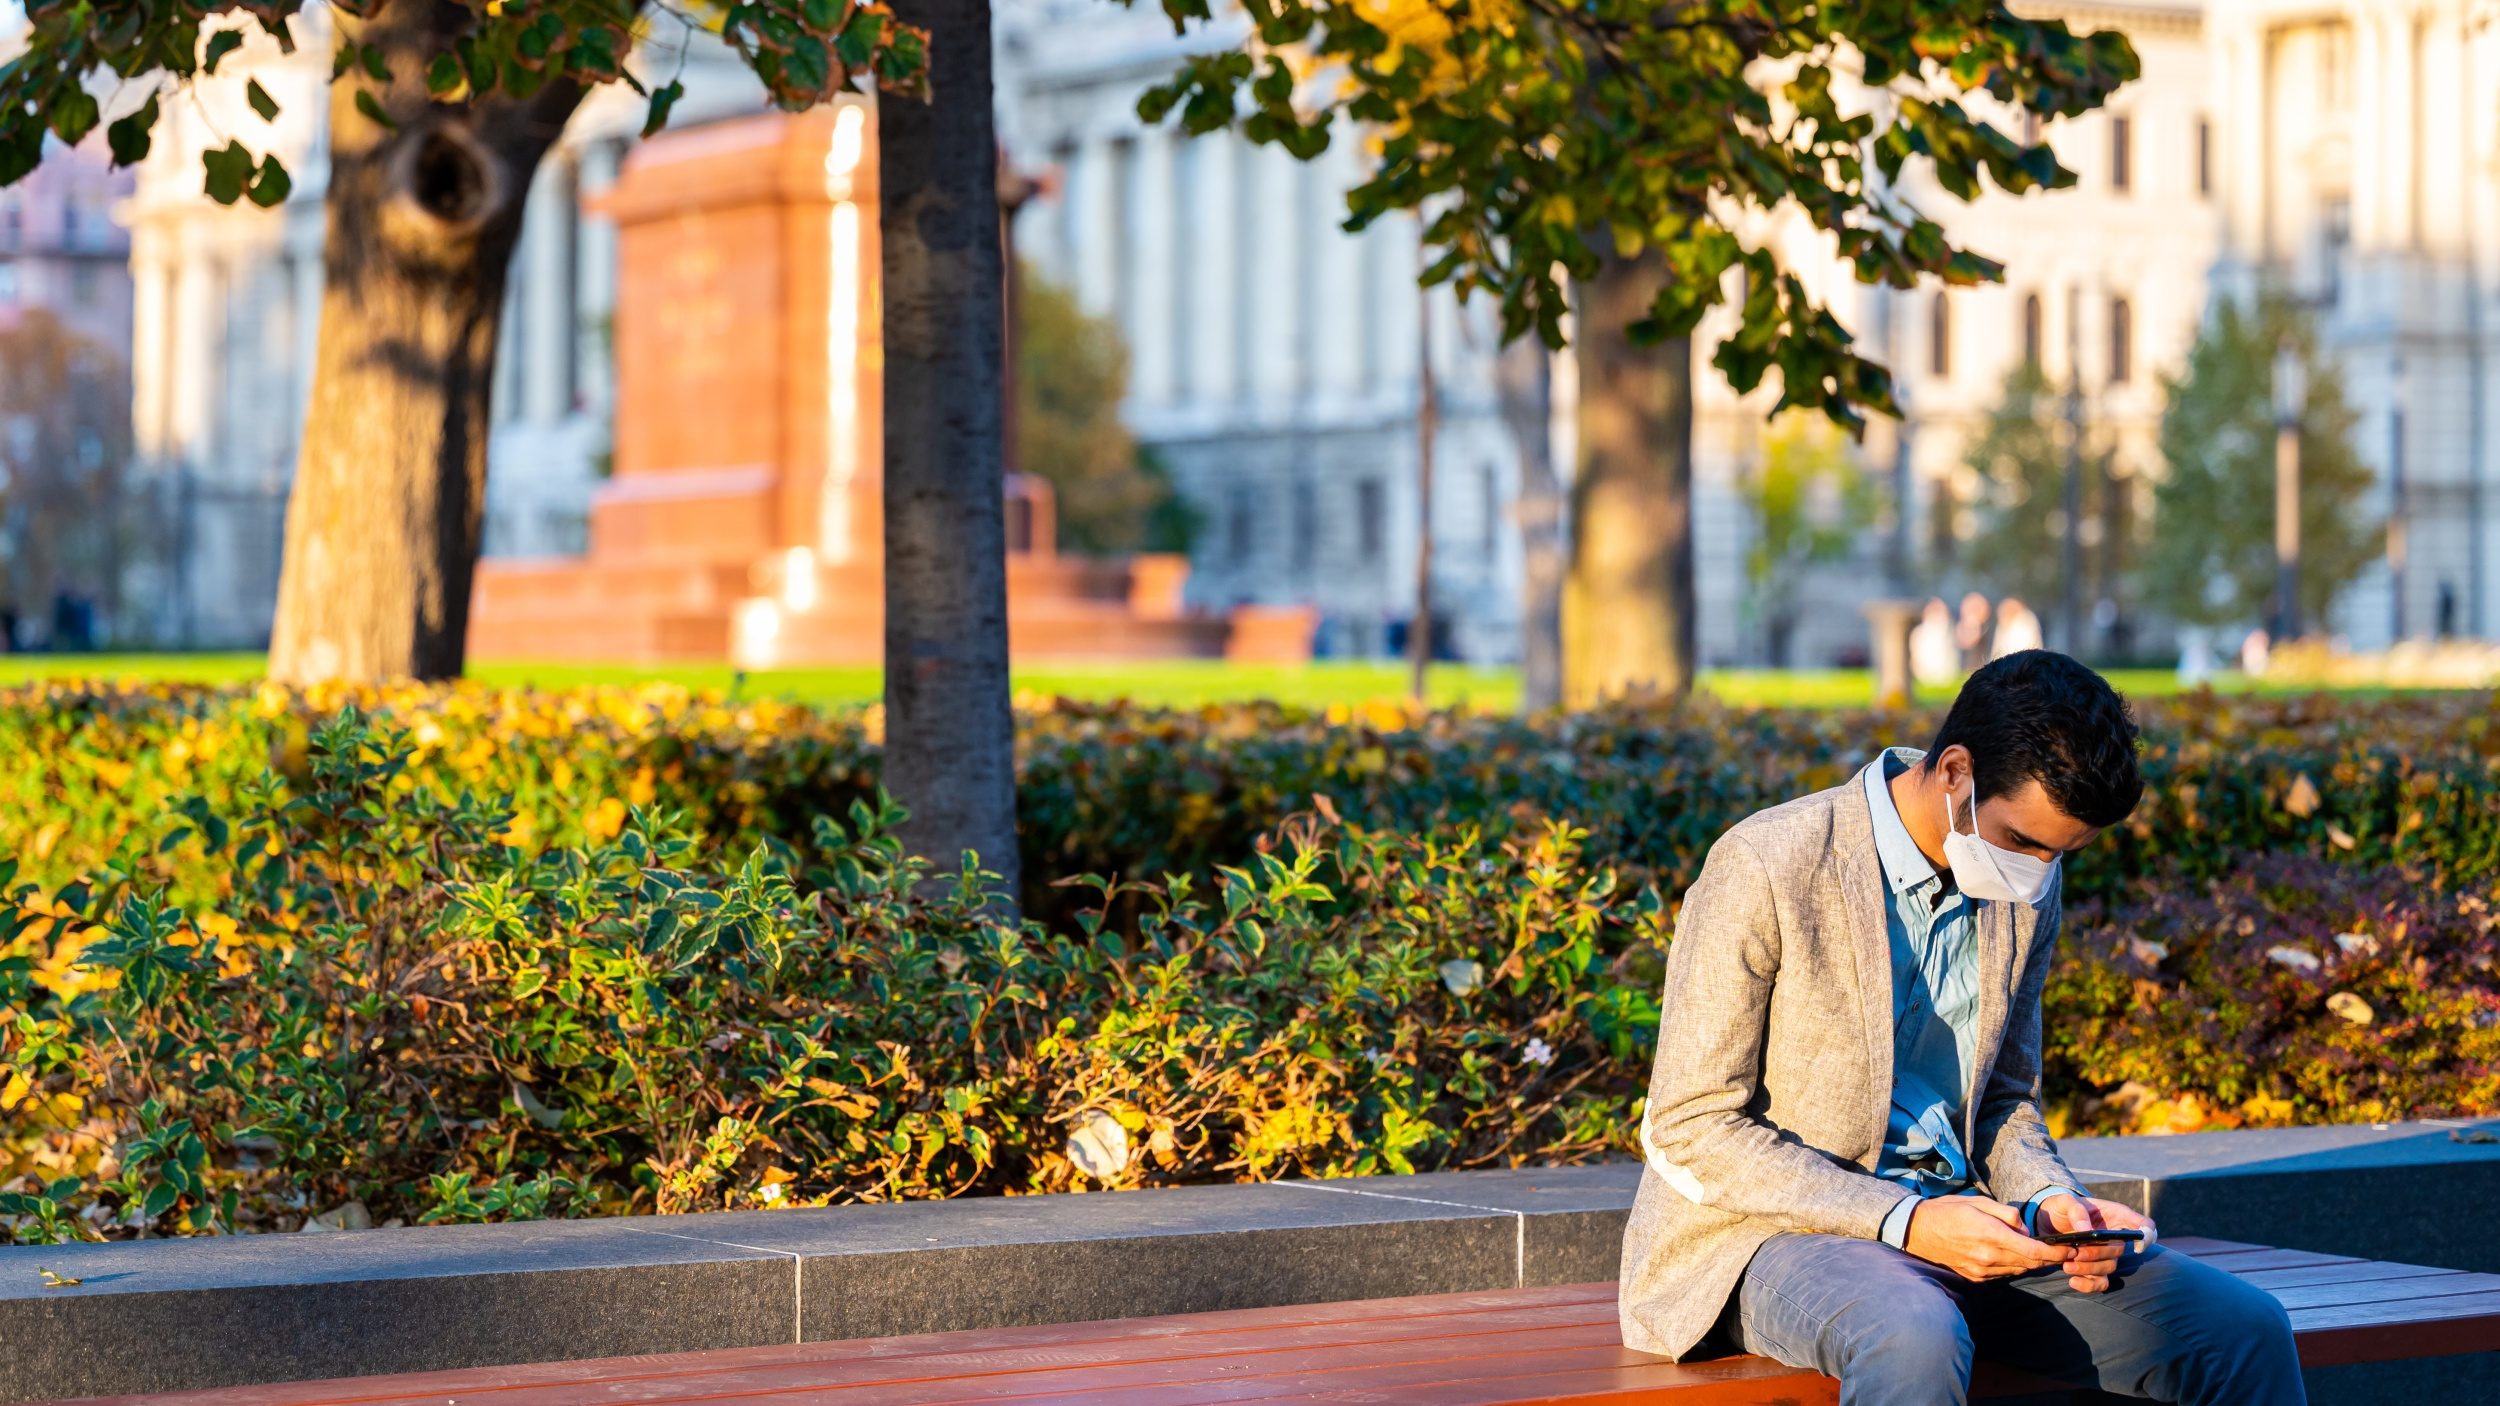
[1619,652,2304,1404]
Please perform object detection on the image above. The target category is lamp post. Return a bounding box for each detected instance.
[2272,335,2307,643]
[2060,283,2087,656]
[2388,351,2409,642]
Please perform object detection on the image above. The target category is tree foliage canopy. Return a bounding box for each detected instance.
[2144,296,2377,631]
[0,0,929,202]
[1136,0,2138,429]
[1959,360,2124,612]
[1013,262,1198,555]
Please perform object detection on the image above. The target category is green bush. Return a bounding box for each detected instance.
[6,680,2497,922]
[5,683,2498,1242]
[3,709,1663,1239]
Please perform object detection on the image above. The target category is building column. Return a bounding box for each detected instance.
[1128,132,1178,406]
[1308,142,1363,407]
[521,152,575,425]
[1066,132,1117,320]
[1186,135,1237,407]
[1250,143,1302,406]
[166,245,216,473]
[128,240,170,461]
[574,138,621,423]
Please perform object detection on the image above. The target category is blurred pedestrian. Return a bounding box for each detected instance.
[1956,593,1992,670]
[1911,599,1961,686]
[1992,599,2044,658]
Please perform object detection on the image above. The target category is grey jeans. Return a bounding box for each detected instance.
[1732,1232,2307,1405]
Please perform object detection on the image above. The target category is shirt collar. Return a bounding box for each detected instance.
[1863,747,1943,896]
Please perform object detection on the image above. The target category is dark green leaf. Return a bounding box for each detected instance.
[353,89,397,132]
[641,79,683,139]
[202,140,253,205]
[426,53,464,97]
[203,30,244,75]
[49,90,99,146]
[248,156,291,208]
[245,78,279,123]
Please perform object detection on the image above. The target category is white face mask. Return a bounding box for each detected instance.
[1941,785,2058,905]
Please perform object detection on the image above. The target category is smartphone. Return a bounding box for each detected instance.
[2038,1227,2148,1247]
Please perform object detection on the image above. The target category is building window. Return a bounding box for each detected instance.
[2021,293,2043,370]
[2196,118,2212,197]
[1481,463,1501,555]
[2108,296,2133,385]
[1356,476,1385,563]
[2109,116,2131,193]
[1291,478,1316,571]
[2022,111,2041,148]
[1930,292,1952,379]
[1227,482,1257,564]
[0,260,18,303]
[70,262,96,307]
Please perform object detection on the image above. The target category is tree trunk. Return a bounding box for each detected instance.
[1562,249,1696,707]
[879,0,1020,898]
[1495,335,1563,713]
[267,4,582,683]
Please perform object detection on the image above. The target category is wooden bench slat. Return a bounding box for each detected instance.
[2287,1288,2500,1368]
[298,1303,1626,1406]
[847,1341,1802,1406]
[81,1286,1625,1406]
[2167,1246,2362,1273]
[602,1328,1633,1405]
[2267,1273,2500,1312]
[71,1242,2500,1406]
[2236,1261,2471,1291]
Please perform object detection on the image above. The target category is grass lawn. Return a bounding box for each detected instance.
[0,652,2342,711]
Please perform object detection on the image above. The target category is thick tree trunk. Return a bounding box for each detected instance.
[1562,250,1696,707]
[268,4,581,683]
[1495,336,1563,713]
[879,0,1020,897]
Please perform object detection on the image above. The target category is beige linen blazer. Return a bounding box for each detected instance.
[1617,761,2080,1360]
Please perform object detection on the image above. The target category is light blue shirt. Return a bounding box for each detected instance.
[1863,748,2081,1247]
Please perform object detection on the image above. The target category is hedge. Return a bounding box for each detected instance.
[6,680,2498,918]
[3,685,2496,1242]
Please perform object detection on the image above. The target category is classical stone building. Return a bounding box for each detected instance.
[2207,0,2500,647]
[106,0,2500,660]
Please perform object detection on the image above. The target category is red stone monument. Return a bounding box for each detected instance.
[469,104,1311,667]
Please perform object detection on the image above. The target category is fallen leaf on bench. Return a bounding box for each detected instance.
[36,1268,79,1288]
[2451,1128,2500,1145]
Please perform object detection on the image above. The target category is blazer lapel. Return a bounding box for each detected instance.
[1963,897,2021,1148]
[1832,768,1895,1165]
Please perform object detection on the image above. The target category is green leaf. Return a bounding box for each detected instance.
[835,9,885,68]
[203,30,245,75]
[49,90,99,146]
[201,141,253,205]
[803,0,843,32]
[140,1181,179,1221]
[245,79,279,124]
[641,80,683,139]
[361,44,389,83]
[354,90,397,132]
[427,52,464,97]
[248,156,291,209]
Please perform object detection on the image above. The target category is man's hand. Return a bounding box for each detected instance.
[1903,1196,2071,1282]
[2038,1194,2158,1294]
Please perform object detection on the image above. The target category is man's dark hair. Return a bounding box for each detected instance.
[1924,650,2142,827]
